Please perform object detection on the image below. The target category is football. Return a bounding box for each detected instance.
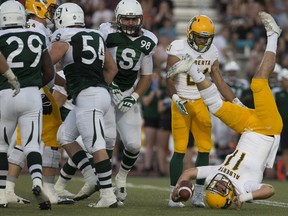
[178,180,194,201]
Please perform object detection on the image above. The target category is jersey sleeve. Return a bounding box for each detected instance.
[196,165,220,179]
[99,22,112,41]
[51,28,71,43]
[166,40,186,58]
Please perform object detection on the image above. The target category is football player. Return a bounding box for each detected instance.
[49,3,118,208]
[170,11,282,210]
[98,0,157,203]
[165,14,245,208]
[0,0,55,210]
[6,0,74,205]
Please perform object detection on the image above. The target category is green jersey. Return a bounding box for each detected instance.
[51,28,108,101]
[0,28,47,90]
[99,23,158,91]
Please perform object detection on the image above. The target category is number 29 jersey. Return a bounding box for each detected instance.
[0,28,47,90]
[51,28,107,101]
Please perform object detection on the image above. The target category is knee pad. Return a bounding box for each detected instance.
[42,146,61,168]
[57,123,78,146]
[199,84,223,114]
[7,147,26,168]
[125,142,141,155]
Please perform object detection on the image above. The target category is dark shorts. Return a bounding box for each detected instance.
[144,118,160,129]
[158,118,171,131]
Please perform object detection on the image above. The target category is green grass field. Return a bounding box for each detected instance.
[2,175,288,216]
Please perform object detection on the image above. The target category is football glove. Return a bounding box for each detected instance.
[8,77,20,97]
[3,68,20,97]
[41,94,53,115]
[172,94,188,115]
[167,54,194,78]
[109,81,123,105]
[118,92,139,112]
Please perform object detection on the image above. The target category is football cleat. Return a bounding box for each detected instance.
[57,197,75,205]
[54,188,75,198]
[6,191,31,204]
[259,11,282,36]
[191,190,205,208]
[166,54,194,78]
[32,185,51,210]
[168,199,185,208]
[0,195,8,208]
[88,188,118,208]
[73,182,101,201]
[114,174,127,202]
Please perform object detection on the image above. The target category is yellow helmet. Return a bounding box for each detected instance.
[25,0,58,20]
[205,174,235,209]
[186,15,214,53]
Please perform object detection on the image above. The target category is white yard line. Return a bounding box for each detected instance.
[126,182,288,208]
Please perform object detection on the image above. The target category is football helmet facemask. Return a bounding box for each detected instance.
[0,0,26,28]
[187,15,214,53]
[115,0,143,36]
[205,173,235,209]
[25,0,58,21]
[54,3,85,29]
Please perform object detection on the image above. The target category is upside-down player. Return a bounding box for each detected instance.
[169,11,283,210]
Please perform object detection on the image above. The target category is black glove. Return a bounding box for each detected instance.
[41,94,52,115]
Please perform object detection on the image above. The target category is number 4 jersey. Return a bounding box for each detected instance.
[99,22,158,92]
[0,28,47,90]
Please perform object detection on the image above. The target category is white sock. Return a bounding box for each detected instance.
[266,34,278,54]
[6,180,15,192]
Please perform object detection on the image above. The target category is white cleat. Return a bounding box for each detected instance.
[54,188,75,198]
[168,199,185,208]
[191,191,205,208]
[88,188,118,208]
[259,11,282,36]
[0,192,8,208]
[32,185,51,210]
[6,191,30,204]
[73,182,100,201]
[114,174,127,202]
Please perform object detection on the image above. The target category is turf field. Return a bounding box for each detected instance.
[2,175,288,216]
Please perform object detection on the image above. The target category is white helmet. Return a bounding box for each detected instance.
[273,63,282,74]
[0,0,26,28]
[115,0,143,36]
[278,68,288,81]
[224,61,240,72]
[54,3,84,29]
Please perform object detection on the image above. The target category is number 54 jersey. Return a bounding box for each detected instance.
[99,23,158,92]
[51,28,108,101]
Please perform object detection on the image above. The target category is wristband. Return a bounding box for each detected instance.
[239,192,253,202]
[3,68,16,80]
[131,92,139,101]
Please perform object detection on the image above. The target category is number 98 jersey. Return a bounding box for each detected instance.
[99,22,157,92]
[51,28,108,101]
[0,28,47,90]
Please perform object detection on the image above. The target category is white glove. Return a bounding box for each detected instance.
[118,92,139,112]
[167,54,194,78]
[3,68,20,97]
[172,94,188,115]
[109,81,123,105]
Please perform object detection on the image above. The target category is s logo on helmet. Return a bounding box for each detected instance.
[55,8,62,19]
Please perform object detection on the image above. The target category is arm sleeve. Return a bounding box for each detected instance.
[196,165,220,179]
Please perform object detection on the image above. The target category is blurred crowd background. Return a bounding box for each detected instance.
[2,0,287,181]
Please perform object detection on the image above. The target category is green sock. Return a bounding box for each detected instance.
[195,152,209,185]
[169,152,185,186]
